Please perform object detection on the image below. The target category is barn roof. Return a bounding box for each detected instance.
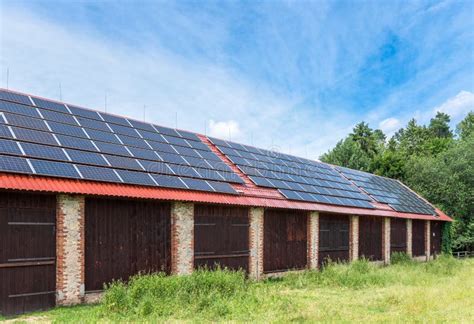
[0,88,452,221]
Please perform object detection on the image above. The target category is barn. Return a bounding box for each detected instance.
[0,89,451,316]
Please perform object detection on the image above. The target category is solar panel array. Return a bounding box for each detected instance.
[209,137,375,209]
[0,90,244,194]
[335,166,436,215]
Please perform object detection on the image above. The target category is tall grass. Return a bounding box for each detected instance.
[100,255,463,320]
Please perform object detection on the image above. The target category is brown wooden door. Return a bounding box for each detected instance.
[359,216,383,261]
[85,198,171,292]
[318,213,350,267]
[412,220,425,256]
[264,209,307,273]
[194,205,249,272]
[391,218,407,254]
[431,222,442,256]
[0,192,56,316]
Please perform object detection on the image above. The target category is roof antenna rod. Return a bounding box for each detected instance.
[6,68,9,90]
[175,112,178,129]
[143,105,146,122]
[59,82,62,101]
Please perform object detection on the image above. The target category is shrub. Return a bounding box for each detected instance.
[391,252,413,265]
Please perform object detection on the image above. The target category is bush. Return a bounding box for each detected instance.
[391,252,413,265]
[101,268,255,319]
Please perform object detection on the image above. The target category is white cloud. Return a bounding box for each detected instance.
[378,117,401,135]
[432,90,474,119]
[208,120,241,141]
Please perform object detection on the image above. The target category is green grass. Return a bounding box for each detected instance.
[6,255,474,322]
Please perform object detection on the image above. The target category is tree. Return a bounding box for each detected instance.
[456,111,474,139]
[429,112,453,138]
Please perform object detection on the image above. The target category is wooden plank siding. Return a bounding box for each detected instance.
[85,198,171,292]
[412,219,425,256]
[194,204,250,272]
[318,213,350,267]
[431,221,442,256]
[359,216,383,261]
[390,218,407,254]
[264,209,308,273]
[0,192,56,316]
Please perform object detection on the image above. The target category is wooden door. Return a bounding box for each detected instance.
[0,192,56,316]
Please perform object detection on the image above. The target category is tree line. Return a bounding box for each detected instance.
[320,111,474,252]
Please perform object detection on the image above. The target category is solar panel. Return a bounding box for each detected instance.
[76,116,108,130]
[66,149,108,166]
[176,129,201,141]
[0,139,22,155]
[56,134,96,151]
[167,164,201,178]
[116,169,156,186]
[127,147,160,161]
[13,127,58,145]
[154,125,181,137]
[99,113,131,127]
[30,159,80,178]
[68,105,101,120]
[0,100,39,118]
[39,109,78,125]
[181,178,214,191]
[140,161,174,175]
[76,164,121,182]
[86,128,121,144]
[104,155,142,171]
[162,135,190,147]
[0,90,32,105]
[207,180,237,194]
[136,129,166,143]
[147,140,179,154]
[21,142,69,161]
[0,124,14,138]
[0,154,32,173]
[172,145,201,158]
[31,97,69,113]
[2,112,47,131]
[127,119,157,133]
[94,141,131,156]
[152,174,187,189]
[48,121,86,138]
[108,123,139,138]
[116,134,150,149]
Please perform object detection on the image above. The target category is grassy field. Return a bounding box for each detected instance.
[3,255,474,323]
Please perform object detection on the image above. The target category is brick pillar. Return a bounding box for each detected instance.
[406,219,413,257]
[383,217,391,264]
[349,215,359,261]
[249,207,264,280]
[307,211,319,270]
[425,220,431,261]
[171,201,194,275]
[56,194,85,305]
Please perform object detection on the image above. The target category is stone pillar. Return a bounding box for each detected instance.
[383,217,391,264]
[349,215,359,261]
[249,207,264,280]
[307,211,319,270]
[171,201,194,275]
[406,219,413,257]
[56,194,85,305]
[425,220,431,261]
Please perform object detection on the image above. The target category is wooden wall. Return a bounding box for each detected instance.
[85,198,171,291]
[194,204,249,272]
[264,209,307,272]
[359,216,383,261]
[318,213,350,267]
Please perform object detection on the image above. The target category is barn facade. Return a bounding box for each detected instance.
[0,89,451,316]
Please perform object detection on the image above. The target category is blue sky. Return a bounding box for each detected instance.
[1,0,473,158]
